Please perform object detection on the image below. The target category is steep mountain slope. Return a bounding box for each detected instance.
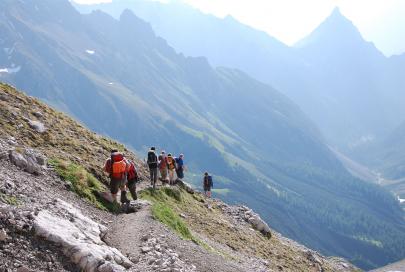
[363,120,405,203]
[295,8,405,152]
[77,1,405,152]
[1,1,405,269]
[0,84,359,272]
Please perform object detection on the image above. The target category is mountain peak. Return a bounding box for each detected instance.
[295,6,364,48]
[330,6,343,18]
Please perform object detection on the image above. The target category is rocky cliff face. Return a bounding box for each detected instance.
[0,84,358,271]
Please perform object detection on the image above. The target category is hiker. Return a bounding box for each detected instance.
[166,153,177,185]
[126,159,138,200]
[203,172,213,198]
[175,153,185,180]
[158,150,168,184]
[104,149,129,204]
[147,147,158,189]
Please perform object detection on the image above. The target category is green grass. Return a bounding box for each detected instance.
[0,193,21,206]
[140,187,198,243]
[49,158,116,211]
[151,201,195,241]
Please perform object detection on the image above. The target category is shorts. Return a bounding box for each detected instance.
[110,178,123,194]
[204,186,211,192]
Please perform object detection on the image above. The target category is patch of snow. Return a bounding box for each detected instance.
[108,82,114,85]
[398,196,405,203]
[0,66,21,74]
[85,49,95,55]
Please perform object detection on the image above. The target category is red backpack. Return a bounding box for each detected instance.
[127,161,138,181]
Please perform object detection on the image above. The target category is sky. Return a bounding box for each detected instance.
[72,0,405,56]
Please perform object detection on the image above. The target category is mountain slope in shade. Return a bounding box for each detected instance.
[295,8,404,152]
[1,0,405,269]
[75,2,405,154]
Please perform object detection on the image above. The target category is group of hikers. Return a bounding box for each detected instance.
[103,147,214,204]
[146,147,185,188]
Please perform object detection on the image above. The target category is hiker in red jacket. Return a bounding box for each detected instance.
[104,149,129,203]
[126,159,138,200]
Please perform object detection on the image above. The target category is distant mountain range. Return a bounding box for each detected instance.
[76,1,405,154]
[1,0,405,269]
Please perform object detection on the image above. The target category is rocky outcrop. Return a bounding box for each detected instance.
[9,149,46,175]
[34,200,132,272]
[0,138,46,175]
[176,179,195,194]
[220,204,271,238]
[27,119,46,133]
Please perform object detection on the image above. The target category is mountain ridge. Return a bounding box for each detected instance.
[79,1,405,153]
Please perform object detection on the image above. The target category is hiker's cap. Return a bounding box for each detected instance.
[161,151,165,154]
[150,147,156,151]
[204,172,209,176]
[179,153,184,157]
[111,149,118,153]
[168,153,172,157]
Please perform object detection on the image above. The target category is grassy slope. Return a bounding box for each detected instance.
[140,186,359,272]
[0,83,149,184]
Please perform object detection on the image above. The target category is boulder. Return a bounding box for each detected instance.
[243,208,271,238]
[176,179,195,194]
[28,119,46,133]
[0,228,8,241]
[32,111,43,118]
[25,149,47,166]
[9,150,28,169]
[34,199,132,272]
[9,150,42,175]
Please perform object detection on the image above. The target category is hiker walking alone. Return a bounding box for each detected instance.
[203,172,213,198]
[166,153,177,185]
[158,151,168,184]
[147,147,158,189]
[103,149,129,204]
[175,154,185,180]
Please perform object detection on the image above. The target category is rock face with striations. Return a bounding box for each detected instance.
[34,200,132,272]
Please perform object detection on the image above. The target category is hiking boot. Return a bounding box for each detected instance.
[120,191,130,204]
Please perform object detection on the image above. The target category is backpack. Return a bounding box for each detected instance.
[127,160,138,181]
[110,152,127,179]
[167,157,176,170]
[147,151,157,167]
[159,155,167,169]
[204,176,213,187]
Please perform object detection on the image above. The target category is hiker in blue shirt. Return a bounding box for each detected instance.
[175,153,185,180]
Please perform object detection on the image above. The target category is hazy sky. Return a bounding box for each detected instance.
[72,0,405,56]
